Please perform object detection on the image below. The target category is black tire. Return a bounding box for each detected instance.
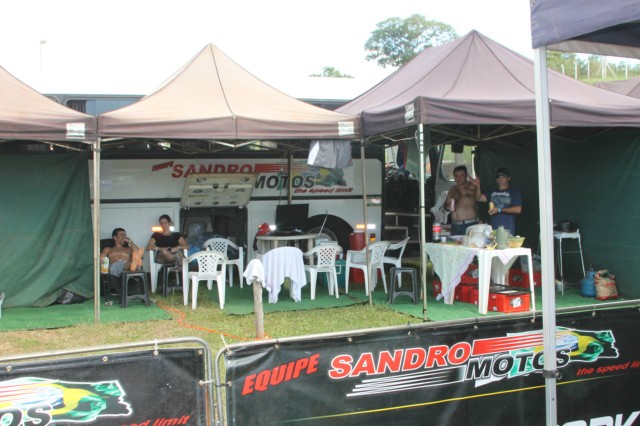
[306,214,353,252]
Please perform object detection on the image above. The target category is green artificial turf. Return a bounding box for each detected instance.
[0,277,620,333]
[0,297,171,332]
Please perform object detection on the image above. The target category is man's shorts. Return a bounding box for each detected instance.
[109,259,127,277]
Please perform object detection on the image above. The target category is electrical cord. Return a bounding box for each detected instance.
[157,299,270,341]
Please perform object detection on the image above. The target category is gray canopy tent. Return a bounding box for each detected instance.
[0,65,98,309]
[338,30,640,321]
[531,1,640,423]
[343,31,640,133]
[99,44,360,142]
[595,76,640,97]
[97,42,361,227]
[96,43,362,310]
[0,66,96,142]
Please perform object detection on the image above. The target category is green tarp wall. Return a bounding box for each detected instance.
[474,128,640,298]
[0,153,93,307]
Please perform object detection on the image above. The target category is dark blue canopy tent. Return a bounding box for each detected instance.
[530,1,640,423]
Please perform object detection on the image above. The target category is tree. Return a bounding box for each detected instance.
[309,67,354,78]
[364,14,458,68]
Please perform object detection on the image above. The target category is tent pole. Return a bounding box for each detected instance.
[534,46,558,425]
[360,140,372,305]
[287,152,293,204]
[93,138,101,322]
[418,124,428,321]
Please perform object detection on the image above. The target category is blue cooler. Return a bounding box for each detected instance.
[335,260,346,289]
[318,260,346,290]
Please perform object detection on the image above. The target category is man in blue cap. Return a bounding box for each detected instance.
[474,167,522,235]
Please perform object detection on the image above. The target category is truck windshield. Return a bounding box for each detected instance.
[440,144,475,181]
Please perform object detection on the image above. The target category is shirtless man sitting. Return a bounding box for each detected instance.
[445,165,479,236]
[100,227,144,277]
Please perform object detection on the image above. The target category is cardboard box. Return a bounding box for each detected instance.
[488,289,531,313]
[509,269,542,288]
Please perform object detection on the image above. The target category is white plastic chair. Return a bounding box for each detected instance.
[383,237,410,286]
[345,241,390,295]
[203,238,244,288]
[184,250,228,310]
[148,248,188,293]
[303,243,343,300]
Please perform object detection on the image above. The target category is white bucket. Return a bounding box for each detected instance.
[555,280,564,293]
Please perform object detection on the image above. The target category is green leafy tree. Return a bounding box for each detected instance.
[364,14,458,68]
[309,67,354,78]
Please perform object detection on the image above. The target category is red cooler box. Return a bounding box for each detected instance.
[488,288,531,313]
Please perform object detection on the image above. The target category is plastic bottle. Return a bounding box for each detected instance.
[432,221,441,242]
[100,256,109,274]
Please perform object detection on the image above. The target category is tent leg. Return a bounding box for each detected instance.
[534,46,558,426]
[93,138,101,323]
[418,124,428,321]
[360,140,372,305]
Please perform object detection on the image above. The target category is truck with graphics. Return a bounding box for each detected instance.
[91,149,383,264]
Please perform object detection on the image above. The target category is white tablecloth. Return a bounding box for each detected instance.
[425,243,476,302]
[260,247,307,303]
[243,259,265,286]
[425,243,535,314]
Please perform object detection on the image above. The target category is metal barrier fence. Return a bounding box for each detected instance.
[0,337,219,426]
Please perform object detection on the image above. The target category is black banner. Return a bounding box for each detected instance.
[0,348,207,426]
[225,308,640,425]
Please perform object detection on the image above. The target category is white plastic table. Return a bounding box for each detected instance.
[425,243,535,314]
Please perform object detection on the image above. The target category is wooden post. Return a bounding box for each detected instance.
[253,281,264,339]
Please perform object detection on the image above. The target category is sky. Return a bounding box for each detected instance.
[0,0,533,98]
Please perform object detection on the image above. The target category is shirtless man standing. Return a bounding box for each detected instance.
[100,228,144,277]
[445,165,479,236]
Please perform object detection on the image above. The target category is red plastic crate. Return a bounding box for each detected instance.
[460,264,479,285]
[454,284,464,302]
[488,289,531,313]
[455,283,476,303]
[508,269,542,288]
[469,288,479,306]
[432,278,442,297]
